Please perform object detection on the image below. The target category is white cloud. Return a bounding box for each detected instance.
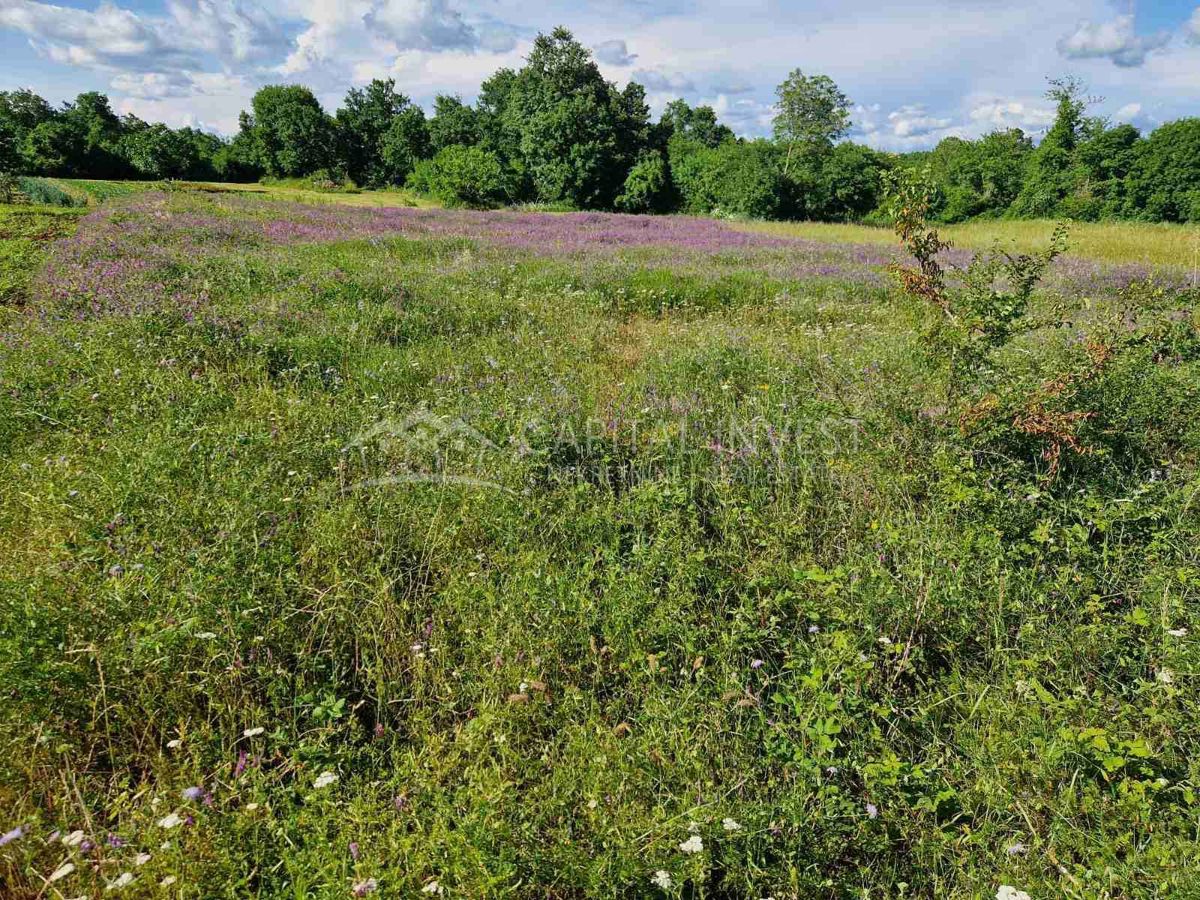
[967,98,1055,132]
[704,92,773,134]
[2,0,1199,150]
[366,0,477,52]
[165,1,287,65]
[887,104,952,138]
[0,0,287,73]
[276,0,371,76]
[110,71,193,99]
[632,68,694,93]
[593,39,636,66]
[1057,14,1170,67]
[1113,101,1141,121]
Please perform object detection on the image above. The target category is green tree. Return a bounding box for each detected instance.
[335,79,415,187]
[926,129,1032,221]
[504,27,648,208]
[213,127,262,183]
[1068,121,1141,220]
[379,106,431,185]
[1124,118,1200,222]
[1009,77,1093,218]
[807,142,887,221]
[660,100,733,149]
[0,118,18,172]
[773,70,851,175]
[22,118,83,176]
[246,85,333,178]
[0,89,55,133]
[120,117,200,179]
[428,95,480,152]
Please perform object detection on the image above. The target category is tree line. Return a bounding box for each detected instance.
[2,27,1198,224]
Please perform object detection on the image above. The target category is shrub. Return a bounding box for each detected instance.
[885,166,1068,392]
[615,152,673,214]
[406,145,508,208]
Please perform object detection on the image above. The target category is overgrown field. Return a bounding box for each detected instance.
[2,192,1199,898]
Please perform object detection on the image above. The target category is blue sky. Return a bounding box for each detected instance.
[0,0,1197,148]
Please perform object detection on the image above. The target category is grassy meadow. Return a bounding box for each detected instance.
[2,186,1200,898]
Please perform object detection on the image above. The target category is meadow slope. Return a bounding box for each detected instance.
[2,192,1200,898]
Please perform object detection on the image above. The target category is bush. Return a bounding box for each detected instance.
[406,145,508,208]
[669,138,785,219]
[615,152,673,213]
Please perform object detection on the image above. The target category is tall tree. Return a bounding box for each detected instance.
[380,105,430,185]
[428,95,480,152]
[245,85,333,178]
[504,27,648,208]
[772,70,851,175]
[1125,118,1200,222]
[335,79,415,187]
[1009,77,1095,217]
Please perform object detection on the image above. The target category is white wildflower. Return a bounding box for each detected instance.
[160,876,177,887]
[1157,668,1175,684]
[997,887,1032,900]
[722,817,742,832]
[586,799,598,810]
[62,830,86,847]
[135,853,152,866]
[651,870,673,890]
[107,872,135,891]
[1168,628,1188,637]
[678,835,704,854]
[245,803,259,812]
[243,727,265,738]
[157,813,183,829]
[48,863,76,882]
[313,771,339,789]
[195,632,216,640]
[421,880,443,894]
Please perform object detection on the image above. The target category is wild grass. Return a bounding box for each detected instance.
[1,191,1199,898]
[0,203,84,302]
[741,216,1200,269]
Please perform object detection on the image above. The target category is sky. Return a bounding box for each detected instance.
[0,0,1197,149]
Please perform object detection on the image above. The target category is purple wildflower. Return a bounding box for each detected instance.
[352,878,378,896]
[106,833,126,848]
[349,841,360,861]
[233,750,248,779]
[866,803,879,820]
[182,786,205,801]
[750,659,765,670]
[0,826,24,846]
